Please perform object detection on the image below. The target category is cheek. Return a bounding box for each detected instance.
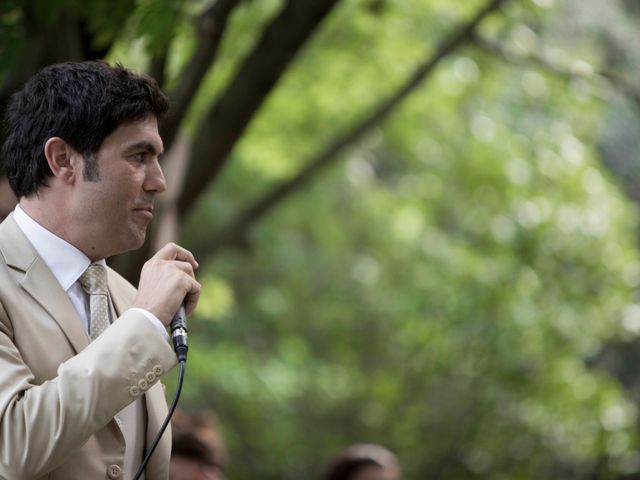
[100,178,133,209]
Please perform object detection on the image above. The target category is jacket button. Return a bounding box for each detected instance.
[129,385,140,397]
[107,464,122,478]
[138,378,149,391]
[152,365,164,376]
[145,371,156,383]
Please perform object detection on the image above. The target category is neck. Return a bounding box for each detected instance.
[19,194,93,257]
[21,196,64,234]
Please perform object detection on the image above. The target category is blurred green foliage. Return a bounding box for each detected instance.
[177,1,640,478]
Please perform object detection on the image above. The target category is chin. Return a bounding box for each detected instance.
[119,231,148,255]
[131,233,147,250]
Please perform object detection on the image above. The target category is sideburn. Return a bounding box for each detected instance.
[82,153,101,181]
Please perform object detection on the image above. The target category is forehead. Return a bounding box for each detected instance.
[99,116,163,153]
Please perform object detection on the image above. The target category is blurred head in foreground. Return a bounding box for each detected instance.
[323,443,402,480]
[170,410,228,480]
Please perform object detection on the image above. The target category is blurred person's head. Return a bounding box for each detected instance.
[323,443,401,480]
[170,410,228,480]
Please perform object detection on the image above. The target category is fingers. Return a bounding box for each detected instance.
[184,284,200,317]
[171,259,195,278]
[154,242,199,270]
[176,273,201,317]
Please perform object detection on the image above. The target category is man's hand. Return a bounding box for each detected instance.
[132,242,201,326]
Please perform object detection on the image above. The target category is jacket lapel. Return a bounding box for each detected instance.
[0,214,89,353]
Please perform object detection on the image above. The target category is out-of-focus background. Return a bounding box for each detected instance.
[2,0,640,478]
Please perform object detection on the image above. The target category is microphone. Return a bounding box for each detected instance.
[170,304,188,362]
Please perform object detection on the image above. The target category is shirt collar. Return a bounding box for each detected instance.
[13,204,106,291]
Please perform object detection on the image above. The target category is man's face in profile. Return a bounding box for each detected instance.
[69,115,166,259]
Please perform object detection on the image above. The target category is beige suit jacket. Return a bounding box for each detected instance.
[0,214,178,479]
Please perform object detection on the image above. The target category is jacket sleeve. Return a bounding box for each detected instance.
[0,306,177,479]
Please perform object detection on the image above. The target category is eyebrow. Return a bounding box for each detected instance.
[124,141,164,158]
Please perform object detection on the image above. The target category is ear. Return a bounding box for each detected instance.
[43,137,79,184]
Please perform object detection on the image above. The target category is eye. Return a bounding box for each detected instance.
[132,152,148,163]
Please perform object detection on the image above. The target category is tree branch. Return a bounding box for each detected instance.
[149,49,169,89]
[194,0,510,259]
[160,0,240,148]
[177,0,343,216]
[470,31,640,111]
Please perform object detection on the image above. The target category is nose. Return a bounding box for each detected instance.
[144,157,167,194]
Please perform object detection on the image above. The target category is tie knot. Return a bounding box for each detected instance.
[79,264,108,295]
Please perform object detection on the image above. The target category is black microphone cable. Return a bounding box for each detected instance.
[133,305,188,480]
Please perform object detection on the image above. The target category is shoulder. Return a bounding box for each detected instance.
[0,214,37,269]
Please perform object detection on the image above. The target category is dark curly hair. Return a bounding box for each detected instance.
[2,60,169,197]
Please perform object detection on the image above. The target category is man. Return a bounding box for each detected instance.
[0,61,201,479]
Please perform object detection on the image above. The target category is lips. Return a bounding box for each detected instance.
[133,205,154,219]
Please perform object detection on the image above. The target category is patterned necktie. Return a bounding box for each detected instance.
[79,264,110,341]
